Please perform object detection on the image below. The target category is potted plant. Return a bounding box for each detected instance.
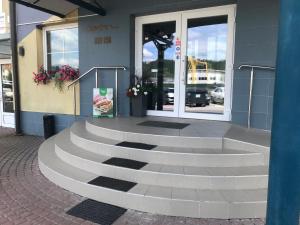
[127,76,149,117]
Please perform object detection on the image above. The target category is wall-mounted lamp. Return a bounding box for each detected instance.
[36,24,44,30]
[19,46,25,57]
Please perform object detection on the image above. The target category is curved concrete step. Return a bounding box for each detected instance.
[86,120,223,148]
[71,122,267,167]
[56,130,268,190]
[223,138,270,165]
[39,137,267,219]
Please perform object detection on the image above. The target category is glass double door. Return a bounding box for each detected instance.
[135,5,235,121]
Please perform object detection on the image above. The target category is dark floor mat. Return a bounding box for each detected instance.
[138,120,190,129]
[116,141,156,150]
[88,176,137,192]
[103,157,147,170]
[67,199,127,225]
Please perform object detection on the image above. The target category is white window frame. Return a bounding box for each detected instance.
[43,23,79,70]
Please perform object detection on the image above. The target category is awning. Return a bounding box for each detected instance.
[9,0,106,18]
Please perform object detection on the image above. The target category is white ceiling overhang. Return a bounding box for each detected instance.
[9,0,106,18]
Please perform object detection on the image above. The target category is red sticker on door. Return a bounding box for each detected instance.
[175,38,181,60]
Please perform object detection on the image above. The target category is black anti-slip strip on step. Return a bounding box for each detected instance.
[116,141,157,150]
[88,176,137,192]
[138,120,190,129]
[67,199,127,225]
[103,157,148,170]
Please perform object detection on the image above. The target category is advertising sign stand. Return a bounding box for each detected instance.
[93,88,114,118]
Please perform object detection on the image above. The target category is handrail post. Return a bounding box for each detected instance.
[95,68,98,88]
[248,67,254,129]
[115,68,118,117]
[73,85,76,119]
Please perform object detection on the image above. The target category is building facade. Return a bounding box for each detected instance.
[14,0,278,135]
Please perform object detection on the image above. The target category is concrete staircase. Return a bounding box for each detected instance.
[38,119,270,219]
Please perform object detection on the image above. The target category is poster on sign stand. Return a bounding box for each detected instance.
[93,88,114,118]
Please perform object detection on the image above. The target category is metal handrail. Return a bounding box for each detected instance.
[238,64,275,71]
[68,66,126,88]
[239,64,276,129]
[68,66,127,118]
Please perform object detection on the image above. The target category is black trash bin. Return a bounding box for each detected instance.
[43,115,55,139]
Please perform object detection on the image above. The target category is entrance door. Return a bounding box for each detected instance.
[135,12,181,117]
[0,62,15,128]
[135,5,236,121]
[179,6,235,120]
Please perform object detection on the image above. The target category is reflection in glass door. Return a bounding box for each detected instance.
[180,6,235,120]
[185,16,227,114]
[0,63,15,128]
[136,13,181,117]
[142,21,176,112]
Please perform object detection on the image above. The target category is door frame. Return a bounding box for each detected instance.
[135,4,236,121]
[179,5,236,121]
[0,59,15,128]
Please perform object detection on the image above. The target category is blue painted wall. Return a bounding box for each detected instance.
[78,0,236,117]
[232,0,279,130]
[78,0,279,130]
[16,0,279,135]
[20,111,89,136]
[20,112,75,136]
[78,9,132,116]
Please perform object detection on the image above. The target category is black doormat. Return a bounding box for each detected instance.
[138,120,190,129]
[103,157,147,170]
[116,141,157,150]
[67,199,127,225]
[88,176,137,192]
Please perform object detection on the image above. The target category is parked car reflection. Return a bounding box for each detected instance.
[164,87,174,105]
[210,87,224,104]
[186,88,210,107]
[163,87,211,107]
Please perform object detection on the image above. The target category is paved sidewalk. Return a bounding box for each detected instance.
[0,128,268,225]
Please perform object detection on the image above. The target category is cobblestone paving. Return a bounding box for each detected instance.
[0,128,268,225]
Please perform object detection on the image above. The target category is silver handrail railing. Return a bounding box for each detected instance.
[239,64,275,129]
[68,66,127,118]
